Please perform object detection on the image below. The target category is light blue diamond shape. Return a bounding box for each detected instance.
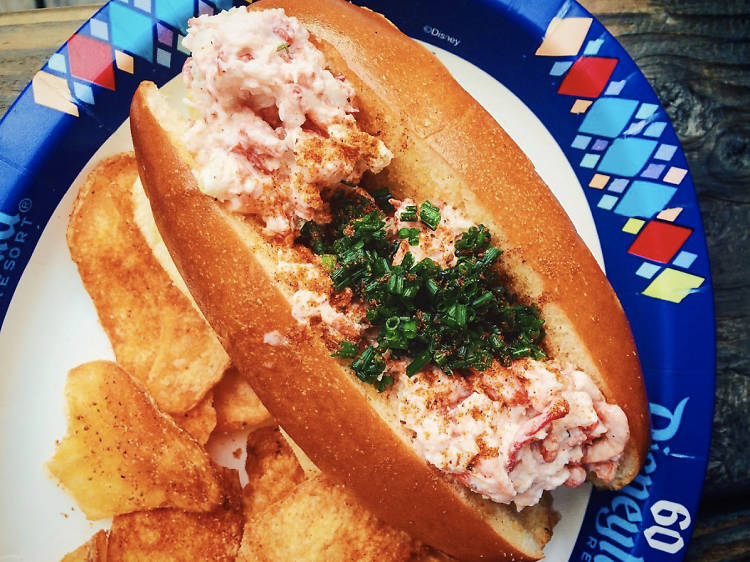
[598,137,658,177]
[579,97,639,138]
[654,144,678,161]
[641,163,665,179]
[584,39,604,55]
[636,262,661,279]
[613,180,677,218]
[598,194,618,210]
[673,251,697,268]
[624,120,647,135]
[581,153,601,169]
[550,61,572,76]
[48,52,67,73]
[636,103,658,120]
[608,178,629,193]
[73,81,94,104]
[605,80,626,96]
[155,0,194,34]
[109,2,154,61]
[89,18,109,41]
[644,122,667,138]
[177,34,190,55]
[156,48,171,67]
[571,134,591,150]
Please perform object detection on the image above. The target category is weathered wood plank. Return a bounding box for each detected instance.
[0,20,86,49]
[687,506,750,561]
[0,4,99,24]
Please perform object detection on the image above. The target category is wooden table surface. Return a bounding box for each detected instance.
[1,2,748,560]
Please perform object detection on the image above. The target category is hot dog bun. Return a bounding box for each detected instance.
[130,0,648,559]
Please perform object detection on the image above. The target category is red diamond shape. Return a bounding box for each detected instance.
[558,57,618,98]
[628,220,692,264]
[68,34,115,90]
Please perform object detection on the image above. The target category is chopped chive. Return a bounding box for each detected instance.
[426,278,440,296]
[472,291,493,307]
[400,205,418,222]
[398,227,420,245]
[406,350,432,377]
[419,201,441,231]
[332,341,359,358]
[372,187,395,213]
[296,190,545,391]
[320,254,337,271]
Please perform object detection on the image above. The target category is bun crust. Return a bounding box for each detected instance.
[131,0,648,558]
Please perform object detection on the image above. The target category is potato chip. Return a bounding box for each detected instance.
[108,467,243,562]
[237,475,424,561]
[238,426,430,561]
[171,391,216,445]
[47,361,222,519]
[243,426,306,516]
[67,153,229,414]
[213,368,271,434]
[61,530,108,562]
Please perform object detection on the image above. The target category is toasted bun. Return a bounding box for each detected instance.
[131,0,649,558]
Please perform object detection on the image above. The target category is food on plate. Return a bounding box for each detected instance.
[46,361,223,519]
[130,0,649,559]
[61,530,108,562]
[242,425,306,515]
[240,477,429,561]
[214,367,272,434]
[66,153,229,416]
[67,152,272,432]
[172,391,217,445]
[59,467,242,562]
[107,466,244,561]
[238,426,437,561]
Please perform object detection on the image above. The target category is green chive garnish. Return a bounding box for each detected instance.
[419,201,441,231]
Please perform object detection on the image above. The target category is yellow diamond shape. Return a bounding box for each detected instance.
[622,218,645,234]
[643,268,705,303]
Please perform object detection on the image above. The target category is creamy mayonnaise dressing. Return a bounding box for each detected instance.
[289,289,366,340]
[391,359,629,509]
[390,198,474,268]
[182,7,392,236]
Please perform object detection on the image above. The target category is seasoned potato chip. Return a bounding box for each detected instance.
[67,153,229,414]
[61,530,108,562]
[238,475,424,561]
[238,426,433,561]
[243,426,306,516]
[47,361,222,519]
[108,467,243,562]
[213,368,271,433]
[171,391,216,445]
